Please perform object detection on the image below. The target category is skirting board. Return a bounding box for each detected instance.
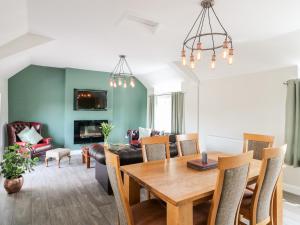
[283,183,300,196]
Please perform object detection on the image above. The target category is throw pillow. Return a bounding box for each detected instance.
[25,127,43,145]
[138,127,152,140]
[17,127,30,142]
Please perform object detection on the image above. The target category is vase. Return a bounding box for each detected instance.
[104,137,109,146]
[4,176,24,194]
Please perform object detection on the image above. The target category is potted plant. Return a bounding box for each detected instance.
[100,122,114,146]
[0,145,39,194]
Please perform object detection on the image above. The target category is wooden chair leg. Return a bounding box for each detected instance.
[69,155,71,164]
[45,158,48,167]
[82,153,86,163]
[58,159,60,168]
[86,155,90,168]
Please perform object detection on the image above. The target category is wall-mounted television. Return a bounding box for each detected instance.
[74,89,107,111]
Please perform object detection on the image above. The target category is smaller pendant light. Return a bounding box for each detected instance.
[109,55,135,88]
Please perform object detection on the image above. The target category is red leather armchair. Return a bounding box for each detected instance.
[7,121,53,158]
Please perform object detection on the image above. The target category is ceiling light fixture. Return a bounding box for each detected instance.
[109,55,135,88]
[181,0,234,69]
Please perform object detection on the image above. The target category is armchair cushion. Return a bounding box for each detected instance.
[31,143,52,153]
[42,138,53,145]
[25,127,43,145]
[17,127,30,142]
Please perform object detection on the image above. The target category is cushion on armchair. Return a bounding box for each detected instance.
[17,127,30,142]
[25,127,43,145]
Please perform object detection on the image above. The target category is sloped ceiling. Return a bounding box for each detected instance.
[1,0,300,82]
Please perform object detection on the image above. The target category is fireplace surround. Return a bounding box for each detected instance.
[74,120,108,144]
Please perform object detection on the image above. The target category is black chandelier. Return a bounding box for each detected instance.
[181,0,234,69]
[109,55,135,88]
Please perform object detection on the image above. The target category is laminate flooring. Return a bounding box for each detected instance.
[0,155,299,225]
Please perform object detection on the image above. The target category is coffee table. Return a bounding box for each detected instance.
[45,148,71,168]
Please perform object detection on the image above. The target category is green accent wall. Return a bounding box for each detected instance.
[8,65,147,149]
[8,65,65,146]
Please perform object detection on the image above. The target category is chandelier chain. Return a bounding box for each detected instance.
[198,8,207,43]
[211,7,228,36]
[207,8,216,54]
[183,8,204,44]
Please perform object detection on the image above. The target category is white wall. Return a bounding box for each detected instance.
[195,66,300,194]
[182,80,199,133]
[0,78,8,158]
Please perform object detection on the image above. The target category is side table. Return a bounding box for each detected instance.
[81,146,90,168]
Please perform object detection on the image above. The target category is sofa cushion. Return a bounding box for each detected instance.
[138,127,152,140]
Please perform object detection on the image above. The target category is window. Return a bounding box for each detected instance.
[154,94,172,132]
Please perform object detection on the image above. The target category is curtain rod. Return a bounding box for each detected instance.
[152,92,185,97]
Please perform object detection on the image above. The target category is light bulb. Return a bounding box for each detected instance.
[130,77,135,88]
[222,40,228,59]
[228,48,234,65]
[113,80,117,88]
[118,78,122,86]
[182,56,186,66]
[197,51,201,61]
[211,54,216,69]
[196,42,202,60]
[190,52,195,69]
[124,80,127,88]
[109,79,113,87]
[181,48,186,66]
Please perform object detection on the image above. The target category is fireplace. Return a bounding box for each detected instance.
[74,120,108,144]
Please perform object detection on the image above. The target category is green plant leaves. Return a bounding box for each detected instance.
[0,145,39,179]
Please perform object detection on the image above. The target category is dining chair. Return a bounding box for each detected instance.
[193,151,253,225]
[176,133,200,156]
[104,147,166,225]
[243,133,274,160]
[141,136,170,162]
[239,145,287,225]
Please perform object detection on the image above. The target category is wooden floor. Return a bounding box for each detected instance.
[0,155,299,225]
[0,156,117,225]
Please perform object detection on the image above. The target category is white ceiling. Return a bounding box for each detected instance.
[1,0,300,82]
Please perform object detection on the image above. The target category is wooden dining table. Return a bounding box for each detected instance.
[120,152,283,225]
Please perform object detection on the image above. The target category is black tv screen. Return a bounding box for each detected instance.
[74,89,107,111]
